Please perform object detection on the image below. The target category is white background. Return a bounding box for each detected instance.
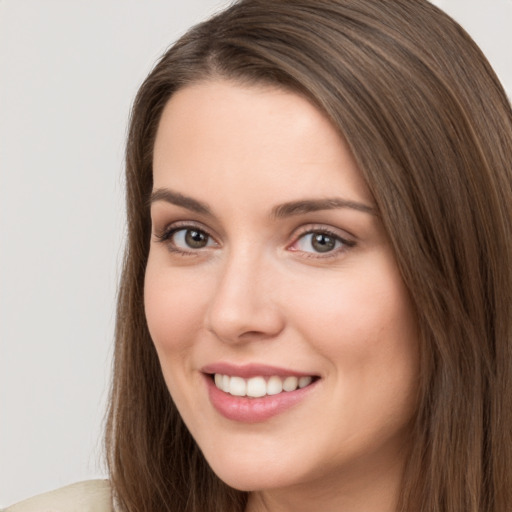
[1,0,511,506]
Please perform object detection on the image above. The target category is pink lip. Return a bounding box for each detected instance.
[201,362,315,379]
[201,365,319,423]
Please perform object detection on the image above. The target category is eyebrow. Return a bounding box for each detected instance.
[271,198,377,218]
[149,188,377,218]
[149,188,212,215]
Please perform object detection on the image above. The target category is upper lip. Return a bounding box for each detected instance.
[201,362,318,379]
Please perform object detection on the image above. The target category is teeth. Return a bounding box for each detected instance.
[247,376,266,397]
[222,374,230,393]
[283,376,298,392]
[299,376,313,388]
[229,376,247,396]
[267,376,283,395]
[213,374,314,397]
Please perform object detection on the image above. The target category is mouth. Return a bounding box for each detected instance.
[210,373,317,398]
[201,364,320,423]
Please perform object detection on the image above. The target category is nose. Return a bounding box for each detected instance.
[205,250,285,344]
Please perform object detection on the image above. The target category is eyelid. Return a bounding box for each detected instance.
[154,220,213,239]
[287,224,356,257]
[153,220,219,254]
[153,221,356,259]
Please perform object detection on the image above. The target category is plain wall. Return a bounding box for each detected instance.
[1,0,511,506]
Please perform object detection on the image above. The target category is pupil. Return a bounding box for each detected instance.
[185,229,207,248]
[312,233,335,253]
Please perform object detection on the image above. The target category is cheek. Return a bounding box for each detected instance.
[292,264,419,437]
[287,258,418,373]
[144,263,208,357]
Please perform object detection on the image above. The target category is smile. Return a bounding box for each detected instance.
[202,366,320,423]
[213,373,314,397]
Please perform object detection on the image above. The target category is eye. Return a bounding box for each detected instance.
[290,229,355,256]
[156,225,217,254]
[173,228,213,249]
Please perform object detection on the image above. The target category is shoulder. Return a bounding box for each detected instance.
[3,480,113,512]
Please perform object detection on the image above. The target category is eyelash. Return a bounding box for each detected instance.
[154,223,356,259]
[154,222,214,257]
[289,227,356,259]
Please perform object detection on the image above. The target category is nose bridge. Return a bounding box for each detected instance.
[205,243,284,343]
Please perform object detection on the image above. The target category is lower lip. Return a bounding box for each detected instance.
[204,375,318,423]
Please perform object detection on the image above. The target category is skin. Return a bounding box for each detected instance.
[145,80,419,512]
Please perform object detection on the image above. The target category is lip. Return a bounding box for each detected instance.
[201,363,320,423]
[201,362,316,379]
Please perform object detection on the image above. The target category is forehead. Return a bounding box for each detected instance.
[152,80,373,208]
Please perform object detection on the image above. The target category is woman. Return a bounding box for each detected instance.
[107,0,512,510]
[6,0,512,511]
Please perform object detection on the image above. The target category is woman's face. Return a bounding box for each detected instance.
[145,80,419,505]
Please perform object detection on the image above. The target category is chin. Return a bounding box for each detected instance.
[211,466,291,492]
[201,448,296,492]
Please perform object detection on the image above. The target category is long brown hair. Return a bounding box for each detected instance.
[105,1,512,510]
